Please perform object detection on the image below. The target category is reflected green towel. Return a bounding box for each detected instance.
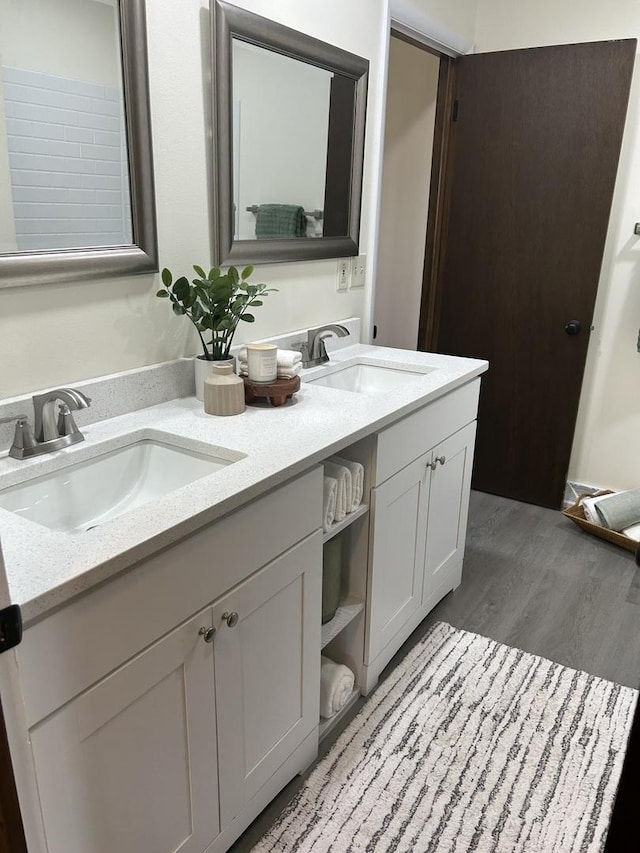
[595,487,640,531]
[255,204,307,238]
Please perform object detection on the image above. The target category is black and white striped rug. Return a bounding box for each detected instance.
[253,622,636,852]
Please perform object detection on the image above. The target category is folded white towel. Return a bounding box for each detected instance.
[331,456,364,512]
[323,476,337,533]
[238,361,302,380]
[320,655,355,719]
[237,347,301,369]
[323,461,351,523]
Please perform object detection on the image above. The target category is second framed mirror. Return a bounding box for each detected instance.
[211,0,369,265]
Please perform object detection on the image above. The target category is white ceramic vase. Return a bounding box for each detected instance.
[194,356,236,401]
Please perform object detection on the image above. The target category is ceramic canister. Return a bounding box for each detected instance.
[203,363,245,416]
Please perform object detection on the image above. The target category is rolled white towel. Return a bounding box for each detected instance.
[320,655,355,719]
[331,456,364,512]
[323,476,337,532]
[237,347,301,369]
[323,461,352,523]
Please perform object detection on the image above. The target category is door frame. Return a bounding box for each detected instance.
[416,53,456,352]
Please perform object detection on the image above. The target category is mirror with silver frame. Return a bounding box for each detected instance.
[0,0,157,289]
[211,0,369,265]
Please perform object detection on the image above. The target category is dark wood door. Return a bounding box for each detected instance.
[432,40,635,508]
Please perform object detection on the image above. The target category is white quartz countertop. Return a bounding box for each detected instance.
[0,345,487,623]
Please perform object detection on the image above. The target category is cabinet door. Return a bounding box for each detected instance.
[29,609,219,853]
[214,532,322,827]
[423,421,477,607]
[366,454,429,664]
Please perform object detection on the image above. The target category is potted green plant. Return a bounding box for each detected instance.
[157,264,276,399]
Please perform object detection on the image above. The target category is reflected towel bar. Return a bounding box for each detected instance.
[246,205,324,220]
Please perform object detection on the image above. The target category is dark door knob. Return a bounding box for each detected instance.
[564,320,581,336]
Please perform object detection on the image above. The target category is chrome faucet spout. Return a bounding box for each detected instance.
[308,324,350,364]
[33,388,91,442]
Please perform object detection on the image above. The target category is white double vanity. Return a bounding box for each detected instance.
[0,335,487,853]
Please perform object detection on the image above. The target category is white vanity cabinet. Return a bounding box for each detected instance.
[363,380,480,691]
[16,469,323,853]
[29,607,220,853]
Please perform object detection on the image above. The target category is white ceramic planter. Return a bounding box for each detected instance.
[194,356,236,401]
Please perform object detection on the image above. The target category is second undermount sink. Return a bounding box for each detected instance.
[0,434,245,534]
[306,362,434,395]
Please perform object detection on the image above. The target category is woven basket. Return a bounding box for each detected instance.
[562,490,638,553]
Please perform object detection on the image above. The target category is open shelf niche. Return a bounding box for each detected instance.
[319,436,376,741]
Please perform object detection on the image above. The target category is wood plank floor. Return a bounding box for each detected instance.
[231,491,640,851]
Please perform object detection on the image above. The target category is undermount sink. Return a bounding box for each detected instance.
[0,435,244,534]
[306,362,433,395]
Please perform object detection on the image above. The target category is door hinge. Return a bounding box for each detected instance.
[452,99,459,122]
[0,605,22,654]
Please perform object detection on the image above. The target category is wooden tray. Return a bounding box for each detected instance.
[562,490,638,553]
[243,375,300,407]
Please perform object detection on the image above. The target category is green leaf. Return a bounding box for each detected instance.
[173,276,190,301]
[240,313,255,323]
[193,265,207,279]
[172,303,186,315]
[208,267,221,279]
[156,289,169,298]
[227,266,239,285]
[161,268,172,287]
[250,299,263,307]
[241,265,254,280]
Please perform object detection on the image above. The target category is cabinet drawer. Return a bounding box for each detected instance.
[18,467,322,727]
[375,379,480,485]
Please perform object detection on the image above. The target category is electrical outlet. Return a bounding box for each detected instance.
[336,259,350,291]
[350,254,366,288]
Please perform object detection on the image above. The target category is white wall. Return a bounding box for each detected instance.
[400,0,479,45]
[0,0,389,400]
[474,0,640,491]
[375,37,439,349]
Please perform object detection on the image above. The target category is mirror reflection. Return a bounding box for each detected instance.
[232,40,331,241]
[0,0,132,255]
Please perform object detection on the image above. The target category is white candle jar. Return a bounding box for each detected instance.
[246,343,278,382]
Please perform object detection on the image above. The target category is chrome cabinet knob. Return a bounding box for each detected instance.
[222,611,239,628]
[199,626,215,643]
[426,460,437,471]
[435,456,446,466]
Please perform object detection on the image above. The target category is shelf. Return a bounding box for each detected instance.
[323,503,369,544]
[319,687,361,742]
[321,600,364,649]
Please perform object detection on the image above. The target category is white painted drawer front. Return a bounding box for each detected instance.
[18,467,323,726]
[375,379,480,485]
[29,608,219,853]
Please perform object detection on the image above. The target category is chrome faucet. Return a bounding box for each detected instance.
[293,324,350,368]
[2,388,91,459]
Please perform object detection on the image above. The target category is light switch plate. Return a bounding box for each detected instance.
[350,254,366,288]
[336,259,350,291]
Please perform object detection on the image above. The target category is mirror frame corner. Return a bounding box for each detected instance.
[211,0,368,266]
[0,0,158,290]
